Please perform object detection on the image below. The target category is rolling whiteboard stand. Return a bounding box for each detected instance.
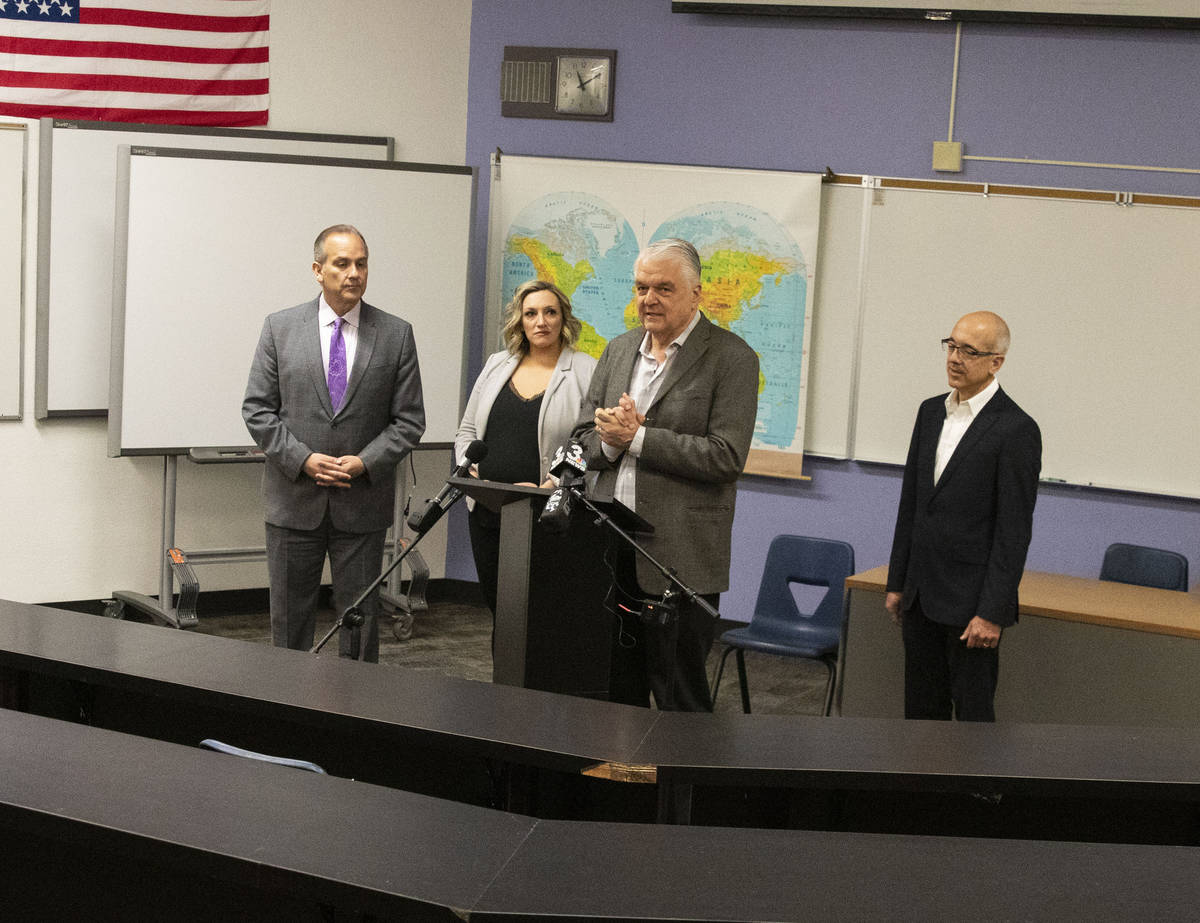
[107,453,427,635]
[107,455,195,629]
[106,146,474,632]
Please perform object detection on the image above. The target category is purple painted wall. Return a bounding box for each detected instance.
[451,0,1200,617]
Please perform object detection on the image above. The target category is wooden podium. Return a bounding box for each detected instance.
[450,478,652,698]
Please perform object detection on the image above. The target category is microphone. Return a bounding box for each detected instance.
[539,441,587,534]
[549,440,587,483]
[407,439,487,535]
[539,485,573,534]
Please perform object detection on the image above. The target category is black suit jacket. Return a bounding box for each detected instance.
[887,386,1041,628]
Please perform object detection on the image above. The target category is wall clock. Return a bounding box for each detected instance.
[501,46,617,121]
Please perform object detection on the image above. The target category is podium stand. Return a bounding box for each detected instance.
[451,478,651,698]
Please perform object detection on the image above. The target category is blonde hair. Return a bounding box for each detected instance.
[501,280,581,355]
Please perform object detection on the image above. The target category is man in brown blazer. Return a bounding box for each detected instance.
[574,238,759,711]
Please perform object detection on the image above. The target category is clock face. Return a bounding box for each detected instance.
[555,55,611,116]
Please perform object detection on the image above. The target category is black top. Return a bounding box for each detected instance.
[478,377,543,485]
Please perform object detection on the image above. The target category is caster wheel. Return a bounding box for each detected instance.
[392,611,414,642]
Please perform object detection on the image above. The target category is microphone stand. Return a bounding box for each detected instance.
[565,485,721,625]
[310,509,444,656]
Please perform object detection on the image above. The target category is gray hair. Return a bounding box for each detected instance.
[314,224,368,263]
[639,238,702,286]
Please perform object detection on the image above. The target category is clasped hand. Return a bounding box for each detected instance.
[594,392,645,449]
[304,453,364,488]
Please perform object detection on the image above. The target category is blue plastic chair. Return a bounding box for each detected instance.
[1099,543,1189,592]
[711,535,855,715]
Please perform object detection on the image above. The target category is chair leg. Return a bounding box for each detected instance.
[822,656,837,717]
[736,649,751,714]
[711,645,735,704]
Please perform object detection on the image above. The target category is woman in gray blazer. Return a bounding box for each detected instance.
[454,280,596,618]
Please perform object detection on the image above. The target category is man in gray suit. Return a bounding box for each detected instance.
[574,238,759,711]
[243,225,425,661]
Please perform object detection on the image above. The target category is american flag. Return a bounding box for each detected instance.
[0,0,269,126]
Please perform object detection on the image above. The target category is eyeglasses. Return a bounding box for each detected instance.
[941,338,997,360]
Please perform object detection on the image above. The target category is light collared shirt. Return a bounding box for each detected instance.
[318,295,361,389]
[604,310,703,510]
[934,376,1000,484]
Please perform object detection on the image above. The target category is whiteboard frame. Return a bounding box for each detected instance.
[0,122,26,421]
[109,146,475,457]
[35,118,394,419]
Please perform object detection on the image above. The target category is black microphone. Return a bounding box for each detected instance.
[539,484,573,534]
[549,440,587,483]
[538,441,587,534]
[407,439,487,535]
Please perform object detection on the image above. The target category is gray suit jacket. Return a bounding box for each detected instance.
[243,297,425,533]
[574,313,759,595]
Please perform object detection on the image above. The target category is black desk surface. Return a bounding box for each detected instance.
[0,598,657,771]
[0,707,530,917]
[5,708,1200,922]
[481,820,1200,922]
[6,598,1200,808]
[638,712,1200,797]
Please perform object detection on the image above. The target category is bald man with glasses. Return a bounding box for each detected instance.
[885,311,1042,722]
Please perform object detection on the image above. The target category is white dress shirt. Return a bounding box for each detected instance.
[605,310,703,509]
[934,376,1000,484]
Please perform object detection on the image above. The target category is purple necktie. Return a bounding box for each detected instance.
[328,317,347,411]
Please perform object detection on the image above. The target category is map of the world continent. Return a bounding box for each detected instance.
[503,191,810,452]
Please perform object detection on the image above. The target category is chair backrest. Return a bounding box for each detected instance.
[1099,542,1189,592]
[750,535,856,631]
[200,738,326,774]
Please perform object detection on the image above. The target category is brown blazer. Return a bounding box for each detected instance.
[574,312,759,595]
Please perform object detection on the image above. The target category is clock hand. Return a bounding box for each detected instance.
[576,71,587,90]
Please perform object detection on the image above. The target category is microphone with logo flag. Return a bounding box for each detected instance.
[538,441,587,534]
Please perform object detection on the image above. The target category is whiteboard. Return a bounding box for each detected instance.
[852,185,1200,499]
[0,124,25,420]
[36,119,393,418]
[110,148,474,456]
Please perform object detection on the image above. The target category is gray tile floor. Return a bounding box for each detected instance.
[196,594,830,715]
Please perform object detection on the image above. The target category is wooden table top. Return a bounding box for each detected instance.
[846,564,1200,640]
